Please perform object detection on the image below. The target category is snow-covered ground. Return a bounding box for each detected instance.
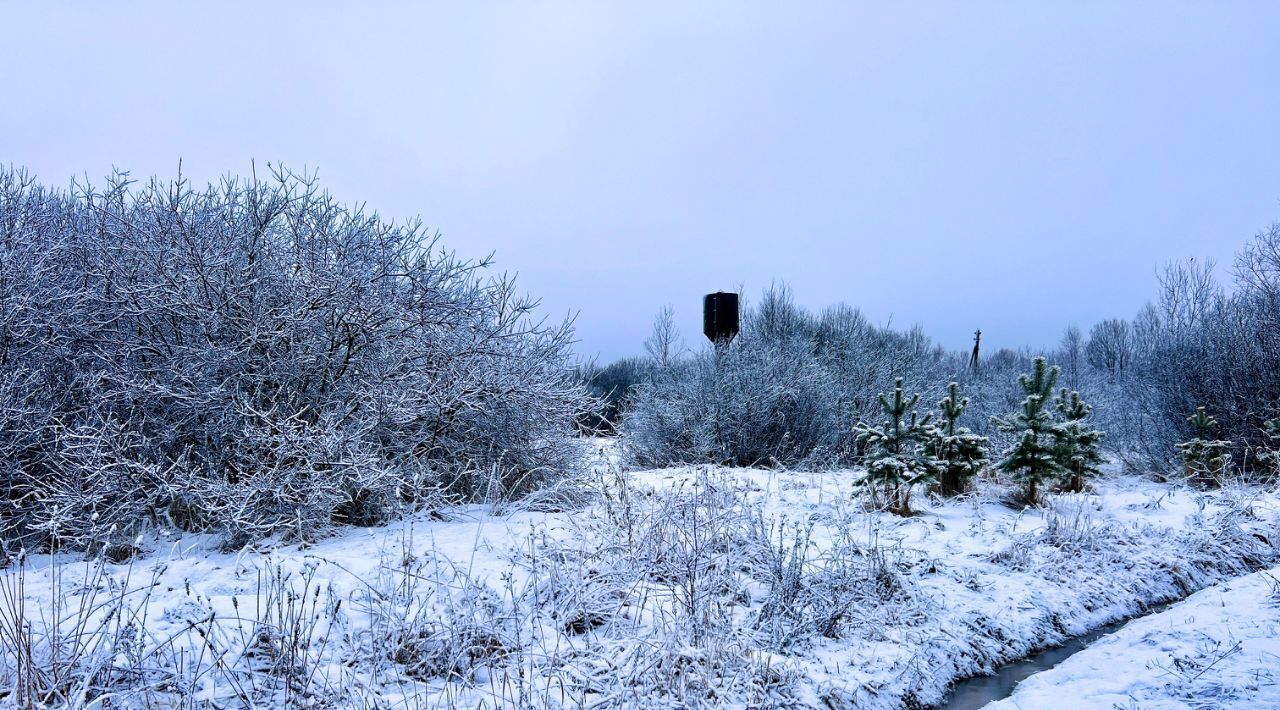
[2,455,1277,708]
[989,566,1280,709]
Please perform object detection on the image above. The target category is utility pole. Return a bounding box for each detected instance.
[969,328,982,370]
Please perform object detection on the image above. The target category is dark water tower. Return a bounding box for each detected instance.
[703,292,739,345]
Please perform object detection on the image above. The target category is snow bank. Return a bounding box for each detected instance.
[989,566,1280,708]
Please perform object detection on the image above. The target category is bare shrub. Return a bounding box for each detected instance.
[623,286,946,469]
[0,164,597,549]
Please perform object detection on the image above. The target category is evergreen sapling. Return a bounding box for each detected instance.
[992,357,1061,505]
[932,382,989,496]
[1176,407,1232,487]
[1050,388,1105,492]
[854,377,940,515]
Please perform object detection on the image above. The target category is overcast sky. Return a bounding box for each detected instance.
[6,2,1279,361]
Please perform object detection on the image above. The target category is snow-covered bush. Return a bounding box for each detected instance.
[29,418,160,557]
[0,165,596,549]
[622,286,946,469]
[624,291,842,467]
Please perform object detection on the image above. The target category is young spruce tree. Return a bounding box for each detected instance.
[932,382,989,496]
[855,377,939,515]
[992,357,1061,505]
[1050,388,1105,492]
[1176,407,1232,487]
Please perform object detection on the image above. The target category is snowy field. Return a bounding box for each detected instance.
[2,450,1278,708]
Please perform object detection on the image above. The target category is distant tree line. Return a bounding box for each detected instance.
[603,225,1280,491]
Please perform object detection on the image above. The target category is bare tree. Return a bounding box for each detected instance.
[1058,324,1085,391]
[644,305,682,367]
[1086,319,1132,376]
[1235,222,1280,304]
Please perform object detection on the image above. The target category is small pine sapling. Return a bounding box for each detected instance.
[1050,388,1105,492]
[931,382,989,496]
[1176,407,1232,487]
[991,357,1062,506]
[854,377,940,515]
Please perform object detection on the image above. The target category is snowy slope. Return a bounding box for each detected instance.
[988,566,1280,709]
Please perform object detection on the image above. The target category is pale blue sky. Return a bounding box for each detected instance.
[5,2,1279,361]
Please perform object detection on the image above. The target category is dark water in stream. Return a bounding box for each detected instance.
[940,602,1175,709]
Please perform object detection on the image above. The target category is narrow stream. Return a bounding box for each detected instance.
[940,601,1175,709]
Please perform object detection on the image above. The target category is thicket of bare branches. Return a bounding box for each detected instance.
[0,165,595,550]
[617,225,1280,479]
[623,286,947,468]
[1035,233,1280,474]
[1122,242,1280,471]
